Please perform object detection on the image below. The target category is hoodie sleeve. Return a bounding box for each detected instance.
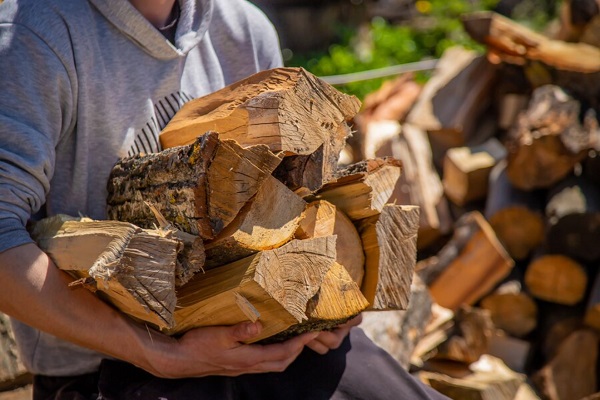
[0,22,74,253]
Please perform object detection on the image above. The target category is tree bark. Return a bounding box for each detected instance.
[107,132,281,240]
[30,215,182,330]
[503,85,599,190]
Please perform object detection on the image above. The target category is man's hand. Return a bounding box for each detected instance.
[145,321,319,378]
[305,314,363,355]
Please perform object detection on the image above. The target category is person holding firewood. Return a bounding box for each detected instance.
[0,0,448,398]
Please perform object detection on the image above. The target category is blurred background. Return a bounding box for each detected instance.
[251,0,560,99]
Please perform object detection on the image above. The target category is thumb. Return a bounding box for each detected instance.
[230,321,262,343]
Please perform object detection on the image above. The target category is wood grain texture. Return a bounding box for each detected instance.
[170,236,336,341]
[31,215,180,329]
[357,204,420,310]
[312,158,403,221]
[203,176,306,269]
[159,67,360,155]
[295,200,365,285]
[107,132,281,239]
[0,315,30,392]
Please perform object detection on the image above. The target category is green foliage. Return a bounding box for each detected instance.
[287,0,500,99]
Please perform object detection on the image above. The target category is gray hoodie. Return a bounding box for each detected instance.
[0,0,282,376]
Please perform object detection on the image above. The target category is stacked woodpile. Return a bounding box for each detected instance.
[356,8,600,400]
[28,68,420,346]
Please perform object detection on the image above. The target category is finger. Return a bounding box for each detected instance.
[243,331,318,364]
[229,321,262,344]
[306,339,330,355]
[312,329,347,350]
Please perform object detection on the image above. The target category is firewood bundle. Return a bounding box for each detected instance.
[353,10,600,400]
[30,68,420,343]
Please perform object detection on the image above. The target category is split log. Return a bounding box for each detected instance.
[480,291,538,338]
[203,176,306,269]
[434,306,495,364]
[360,73,422,124]
[159,67,360,154]
[411,303,455,367]
[294,200,365,285]
[442,138,506,207]
[406,47,497,166]
[391,123,453,249]
[485,160,545,261]
[545,174,600,262]
[0,314,30,392]
[524,254,587,305]
[532,329,598,400]
[462,11,600,73]
[503,85,600,190]
[353,73,422,161]
[0,386,33,400]
[159,67,360,194]
[275,261,370,342]
[360,274,433,369]
[311,158,402,221]
[170,236,336,341]
[356,204,419,310]
[30,215,182,330]
[420,355,524,400]
[107,132,281,240]
[419,212,514,311]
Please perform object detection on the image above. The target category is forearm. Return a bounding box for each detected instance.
[0,243,319,378]
[0,243,171,373]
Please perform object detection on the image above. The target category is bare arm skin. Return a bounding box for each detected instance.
[0,243,319,378]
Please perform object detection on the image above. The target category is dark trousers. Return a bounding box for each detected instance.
[34,328,449,400]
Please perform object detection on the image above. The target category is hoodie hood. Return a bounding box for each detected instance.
[88,0,213,59]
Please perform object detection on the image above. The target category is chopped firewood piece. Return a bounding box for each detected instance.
[443,138,506,206]
[546,174,600,262]
[406,47,497,165]
[357,205,419,310]
[360,274,433,369]
[485,160,545,260]
[272,262,370,342]
[312,158,402,221]
[480,292,538,338]
[159,67,360,155]
[31,215,181,329]
[420,212,514,311]
[504,85,600,190]
[390,123,452,249]
[170,237,336,342]
[420,355,524,400]
[525,254,587,305]
[203,176,306,269]
[434,306,495,364]
[532,329,598,400]
[107,132,281,239]
[295,200,364,285]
